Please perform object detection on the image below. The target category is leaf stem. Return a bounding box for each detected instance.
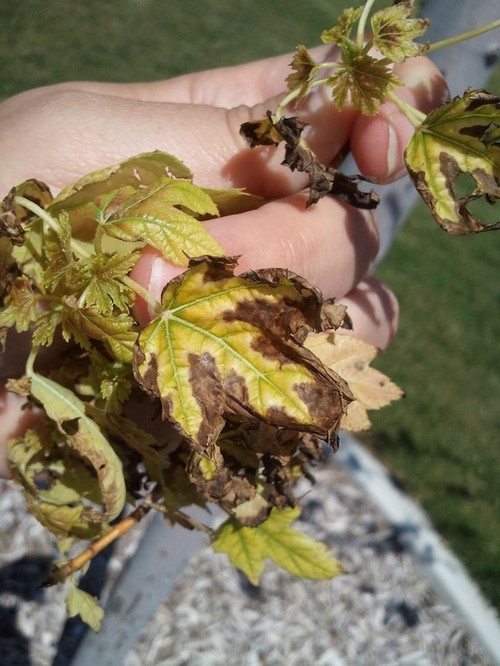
[428,18,500,53]
[14,196,92,260]
[357,0,377,50]
[14,196,60,236]
[386,91,427,128]
[45,502,153,585]
[121,274,162,315]
[25,346,38,378]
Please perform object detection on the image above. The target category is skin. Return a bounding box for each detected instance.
[0,49,448,476]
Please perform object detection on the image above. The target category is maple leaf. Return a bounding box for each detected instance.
[66,586,104,632]
[371,0,429,63]
[321,7,363,47]
[328,50,402,116]
[133,256,352,463]
[286,45,318,99]
[76,252,139,314]
[32,308,62,348]
[95,178,223,266]
[48,151,193,239]
[405,89,500,234]
[305,331,403,432]
[0,275,39,332]
[212,507,343,585]
[60,299,137,363]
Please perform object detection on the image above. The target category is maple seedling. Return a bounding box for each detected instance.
[0,0,498,629]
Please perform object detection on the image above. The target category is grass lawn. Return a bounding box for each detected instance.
[2,0,499,609]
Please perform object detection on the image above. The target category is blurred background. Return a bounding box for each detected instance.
[1,0,499,611]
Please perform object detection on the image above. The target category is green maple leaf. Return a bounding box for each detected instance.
[405,89,500,234]
[133,256,352,462]
[212,507,343,585]
[0,276,39,331]
[371,0,429,63]
[66,586,104,632]
[60,299,137,362]
[77,251,139,313]
[286,45,318,99]
[32,308,62,347]
[321,7,363,47]
[85,351,133,413]
[47,151,193,239]
[328,49,402,116]
[95,177,223,266]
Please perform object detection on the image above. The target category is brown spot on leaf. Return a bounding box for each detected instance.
[188,352,225,461]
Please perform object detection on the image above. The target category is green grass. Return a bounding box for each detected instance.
[2,0,499,608]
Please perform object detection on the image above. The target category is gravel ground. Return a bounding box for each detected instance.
[0,460,492,666]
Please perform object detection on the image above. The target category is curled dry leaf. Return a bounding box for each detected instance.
[28,372,126,521]
[0,179,52,246]
[240,113,379,208]
[305,331,403,432]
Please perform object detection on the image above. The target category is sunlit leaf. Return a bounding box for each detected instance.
[212,507,343,585]
[321,7,363,46]
[60,299,137,362]
[66,586,104,632]
[77,252,139,313]
[371,0,429,63]
[96,178,223,265]
[200,187,265,217]
[305,331,403,431]
[328,50,402,116]
[286,45,318,99]
[134,256,352,461]
[405,89,500,233]
[48,151,193,239]
[29,373,126,520]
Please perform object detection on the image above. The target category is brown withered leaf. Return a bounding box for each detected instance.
[133,256,353,463]
[240,112,283,148]
[0,180,53,246]
[305,331,403,431]
[240,113,379,208]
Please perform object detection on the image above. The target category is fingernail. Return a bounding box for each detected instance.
[147,257,183,318]
[386,122,399,178]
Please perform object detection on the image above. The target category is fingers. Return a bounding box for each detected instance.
[58,47,335,107]
[351,56,449,182]
[131,192,380,324]
[0,52,447,200]
[339,277,399,350]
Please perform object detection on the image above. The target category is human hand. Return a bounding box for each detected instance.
[0,48,448,475]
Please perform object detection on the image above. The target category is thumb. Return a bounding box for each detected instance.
[0,82,356,199]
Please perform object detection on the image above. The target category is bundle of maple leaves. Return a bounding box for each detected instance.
[0,0,498,629]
